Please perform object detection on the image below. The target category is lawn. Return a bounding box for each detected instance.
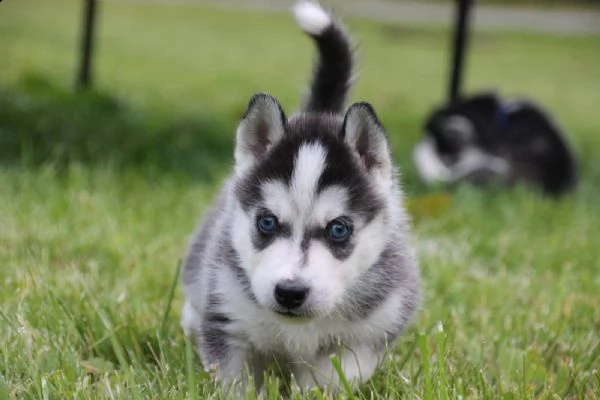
[1,0,600,398]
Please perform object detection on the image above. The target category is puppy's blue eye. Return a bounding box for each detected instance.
[257,215,279,235]
[326,219,351,242]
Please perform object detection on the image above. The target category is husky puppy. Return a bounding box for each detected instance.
[413,92,577,196]
[181,1,420,394]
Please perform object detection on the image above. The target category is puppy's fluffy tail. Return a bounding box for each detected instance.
[293,1,354,114]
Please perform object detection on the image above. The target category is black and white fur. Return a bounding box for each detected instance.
[181,2,420,394]
[414,92,577,196]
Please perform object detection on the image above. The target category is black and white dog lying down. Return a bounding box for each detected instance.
[413,92,577,196]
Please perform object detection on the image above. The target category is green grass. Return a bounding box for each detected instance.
[1,0,600,398]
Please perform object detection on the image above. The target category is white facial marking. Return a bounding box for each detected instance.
[310,185,348,226]
[261,180,295,222]
[252,239,302,306]
[291,143,328,215]
[248,144,329,310]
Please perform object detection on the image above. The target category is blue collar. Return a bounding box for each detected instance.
[494,102,510,133]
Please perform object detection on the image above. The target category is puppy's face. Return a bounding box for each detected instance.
[412,111,476,184]
[426,112,476,164]
[231,94,393,320]
[415,93,513,186]
[421,93,500,166]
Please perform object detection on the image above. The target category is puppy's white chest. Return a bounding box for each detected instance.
[235,312,363,360]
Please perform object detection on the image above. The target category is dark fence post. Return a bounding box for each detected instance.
[76,0,98,90]
[448,0,473,105]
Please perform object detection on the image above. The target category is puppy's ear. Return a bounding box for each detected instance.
[235,93,286,174]
[341,102,392,179]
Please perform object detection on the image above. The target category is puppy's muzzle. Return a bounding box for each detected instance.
[274,279,309,309]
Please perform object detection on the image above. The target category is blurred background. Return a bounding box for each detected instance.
[2,0,599,184]
[1,0,600,398]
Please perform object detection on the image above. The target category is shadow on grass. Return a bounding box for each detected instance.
[0,75,233,179]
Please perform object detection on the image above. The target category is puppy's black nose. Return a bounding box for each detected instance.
[274,280,309,309]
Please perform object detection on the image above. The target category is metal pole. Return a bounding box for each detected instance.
[76,0,98,90]
[448,0,473,104]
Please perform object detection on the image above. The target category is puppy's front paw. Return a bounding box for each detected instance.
[292,346,383,394]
